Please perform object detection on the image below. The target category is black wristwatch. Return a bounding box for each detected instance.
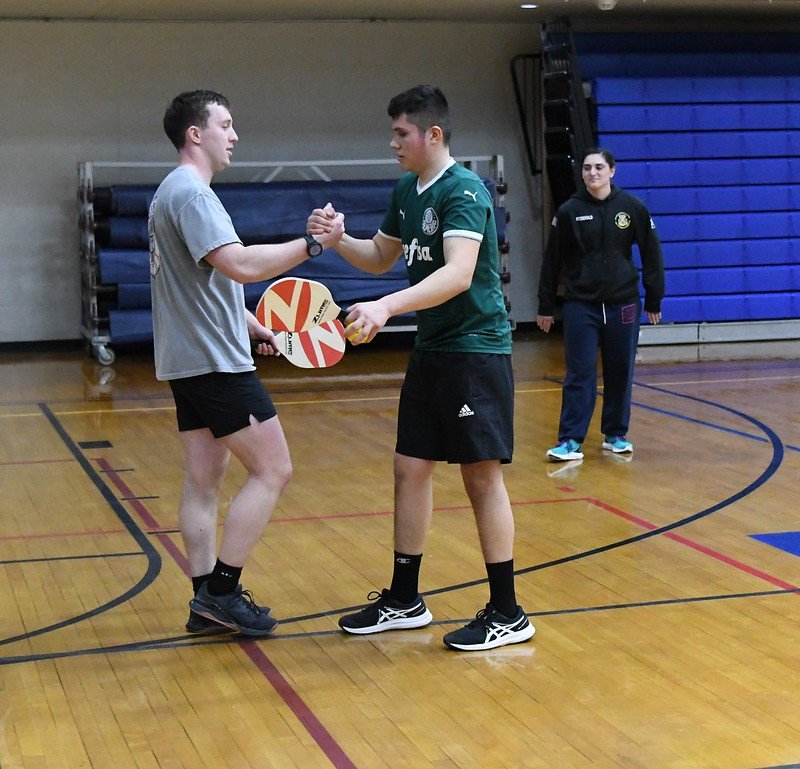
[303,234,324,258]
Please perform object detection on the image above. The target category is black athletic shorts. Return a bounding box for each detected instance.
[396,349,514,464]
[168,371,277,438]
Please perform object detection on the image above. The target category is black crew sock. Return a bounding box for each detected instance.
[389,551,423,604]
[207,560,242,596]
[486,559,517,618]
[192,573,212,595]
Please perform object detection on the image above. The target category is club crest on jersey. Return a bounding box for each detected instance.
[421,207,439,236]
[615,212,631,229]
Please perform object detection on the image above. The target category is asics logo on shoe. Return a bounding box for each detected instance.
[458,404,474,418]
[484,616,529,643]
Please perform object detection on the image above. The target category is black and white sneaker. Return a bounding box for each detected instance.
[190,583,277,637]
[443,604,535,651]
[339,589,433,635]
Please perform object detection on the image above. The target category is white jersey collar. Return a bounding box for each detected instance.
[416,157,456,195]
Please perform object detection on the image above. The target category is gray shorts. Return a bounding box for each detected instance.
[396,349,514,464]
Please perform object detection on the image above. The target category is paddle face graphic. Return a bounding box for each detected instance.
[256,277,341,333]
[274,319,347,368]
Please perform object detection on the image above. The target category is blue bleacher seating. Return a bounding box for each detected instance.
[579,34,800,324]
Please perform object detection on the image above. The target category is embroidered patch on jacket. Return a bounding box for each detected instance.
[615,212,631,229]
[621,304,637,324]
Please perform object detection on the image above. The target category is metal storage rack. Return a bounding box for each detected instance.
[78,156,509,364]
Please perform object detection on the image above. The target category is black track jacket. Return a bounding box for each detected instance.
[537,185,665,316]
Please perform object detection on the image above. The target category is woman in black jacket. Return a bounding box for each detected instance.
[537,147,664,462]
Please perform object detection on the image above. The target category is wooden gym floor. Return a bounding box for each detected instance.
[2,331,800,769]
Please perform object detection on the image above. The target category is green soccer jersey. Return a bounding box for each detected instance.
[379,160,511,353]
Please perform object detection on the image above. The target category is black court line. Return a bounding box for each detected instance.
[1,383,782,653]
[2,585,799,667]
[0,551,143,566]
[0,404,161,648]
[757,765,800,769]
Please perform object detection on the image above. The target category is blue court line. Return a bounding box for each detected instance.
[632,399,800,453]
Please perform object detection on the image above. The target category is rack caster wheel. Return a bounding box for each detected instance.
[94,344,115,365]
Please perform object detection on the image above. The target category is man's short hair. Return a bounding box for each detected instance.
[387,84,452,145]
[163,90,230,150]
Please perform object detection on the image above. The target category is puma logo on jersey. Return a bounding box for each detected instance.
[463,189,478,202]
[399,209,406,220]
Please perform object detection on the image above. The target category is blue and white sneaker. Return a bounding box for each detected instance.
[602,436,634,454]
[546,439,584,462]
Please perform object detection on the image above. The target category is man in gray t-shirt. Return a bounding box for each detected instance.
[149,90,343,637]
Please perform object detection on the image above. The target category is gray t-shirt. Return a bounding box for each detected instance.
[148,166,253,380]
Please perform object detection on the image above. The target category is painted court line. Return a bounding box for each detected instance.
[547,497,800,594]
[94,454,359,769]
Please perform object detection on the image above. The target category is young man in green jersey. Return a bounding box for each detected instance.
[308,84,534,651]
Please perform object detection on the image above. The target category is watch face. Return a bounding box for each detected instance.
[306,236,323,257]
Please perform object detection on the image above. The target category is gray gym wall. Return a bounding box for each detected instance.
[0,20,542,344]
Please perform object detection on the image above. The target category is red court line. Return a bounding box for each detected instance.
[94,457,189,573]
[241,644,359,769]
[94,456,358,769]
[550,496,800,593]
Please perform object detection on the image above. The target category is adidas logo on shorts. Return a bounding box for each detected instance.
[458,403,475,418]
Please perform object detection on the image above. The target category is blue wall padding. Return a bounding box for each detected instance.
[598,131,800,160]
[626,186,800,215]
[597,104,800,133]
[579,53,800,78]
[593,76,800,104]
[664,239,800,269]
[576,33,800,55]
[656,212,800,242]
[567,36,800,325]
[662,293,800,323]
[666,266,800,296]
[617,158,800,189]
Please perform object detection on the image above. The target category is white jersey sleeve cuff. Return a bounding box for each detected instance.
[443,229,484,243]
